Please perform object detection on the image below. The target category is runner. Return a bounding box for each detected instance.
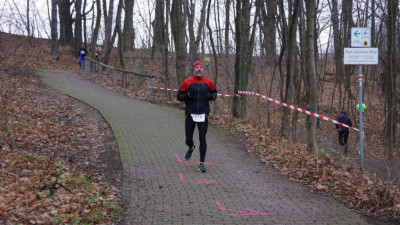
[79,44,88,70]
[177,61,218,172]
[336,109,353,156]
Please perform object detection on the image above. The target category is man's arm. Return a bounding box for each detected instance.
[177,90,191,101]
[208,89,217,101]
[177,80,191,101]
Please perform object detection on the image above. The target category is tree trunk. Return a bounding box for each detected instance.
[260,0,277,66]
[58,0,73,46]
[224,0,230,54]
[370,0,377,81]
[115,0,125,68]
[277,0,287,104]
[103,0,115,64]
[232,0,259,119]
[281,0,300,138]
[342,0,354,108]
[82,0,87,45]
[90,0,101,60]
[187,0,207,64]
[123,0,135,50]
[385,0,397,159]
[26,0,32,45]
[163,0,172,100]
[73,0,83,54]
[330,0,343,110]
[50,0,59,55]
[207,0,218,114]
[171,0,187,87]
[306,0,317,152]
[152,0,164,54]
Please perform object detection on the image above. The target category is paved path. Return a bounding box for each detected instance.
[39,70,368,225]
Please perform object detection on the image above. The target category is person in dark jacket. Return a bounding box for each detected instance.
[79,44,88,70]
[177,61,217,172]
[336,109,352,156]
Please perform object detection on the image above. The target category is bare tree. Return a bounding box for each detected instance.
[26,0,32,45]
[103,0,114,64]
[50,0,59,55]
[58,0,73,46]
[370,0,377,81]
[305,0,317,152]
[281,0,300,138]
[329,0,343,111]
[115,0,125,68]
[90,0,101,60]
[152,0,164,55]
[224,0,230,54]
[232,0,259,118]
[123,0,135,50]
[163,0,173,100]
[260,0,277,65]
[206,0,218,113]
[171,0,187,86]
[82,0,87,44]
[73,0,83,54]
[342,0,354,109]
[385,0,397,159]
[186,0,207,64]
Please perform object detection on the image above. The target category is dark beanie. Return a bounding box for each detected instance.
[341,109,347,115]
[193,61,204,70]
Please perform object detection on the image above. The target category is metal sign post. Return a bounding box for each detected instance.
[358,65,364,173]
[344,27,378,173]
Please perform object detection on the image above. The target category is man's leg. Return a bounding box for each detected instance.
[197,116,208,163]
[343,131,349,145]
[344,131,349,155]
[339,130,345,146]
[185,114,196,148]
[184,115,196,160]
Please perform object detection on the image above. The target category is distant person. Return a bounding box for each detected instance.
[95,48,100,62]
[79,44,88,70]
[355,103,366,125]
[356,103,366,113]
[177,61,218,172]
[336,109,353,156]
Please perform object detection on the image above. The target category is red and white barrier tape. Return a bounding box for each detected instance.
[238,90,362,132]
[150,86,179,92]
[150,86,239,97]
[149,86,358,132]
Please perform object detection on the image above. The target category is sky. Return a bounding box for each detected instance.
[1,0,339,54]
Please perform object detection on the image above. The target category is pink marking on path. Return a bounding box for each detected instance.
[174,153,214,165]
[178,173,218,184]
[215,201,269,216]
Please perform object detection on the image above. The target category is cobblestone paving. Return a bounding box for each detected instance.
[39,70,368,225]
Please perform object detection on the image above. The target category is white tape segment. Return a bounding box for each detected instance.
[150,86,180,92]
[238,91,362,132]
[150,86,239,97]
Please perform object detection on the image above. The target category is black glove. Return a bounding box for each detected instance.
[187,88,194,98]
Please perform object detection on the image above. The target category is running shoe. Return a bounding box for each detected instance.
[198,162,207,173]
[185,144,195,160]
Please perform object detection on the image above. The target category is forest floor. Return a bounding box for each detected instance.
[0,32,399,224]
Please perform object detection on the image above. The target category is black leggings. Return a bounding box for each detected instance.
[185,114,208,162]
[339,129,349,146]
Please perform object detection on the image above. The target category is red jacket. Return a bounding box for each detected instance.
[177,75,217,114]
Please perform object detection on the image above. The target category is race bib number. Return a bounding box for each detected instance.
[191,114,205,122]
[80,50,85,55]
